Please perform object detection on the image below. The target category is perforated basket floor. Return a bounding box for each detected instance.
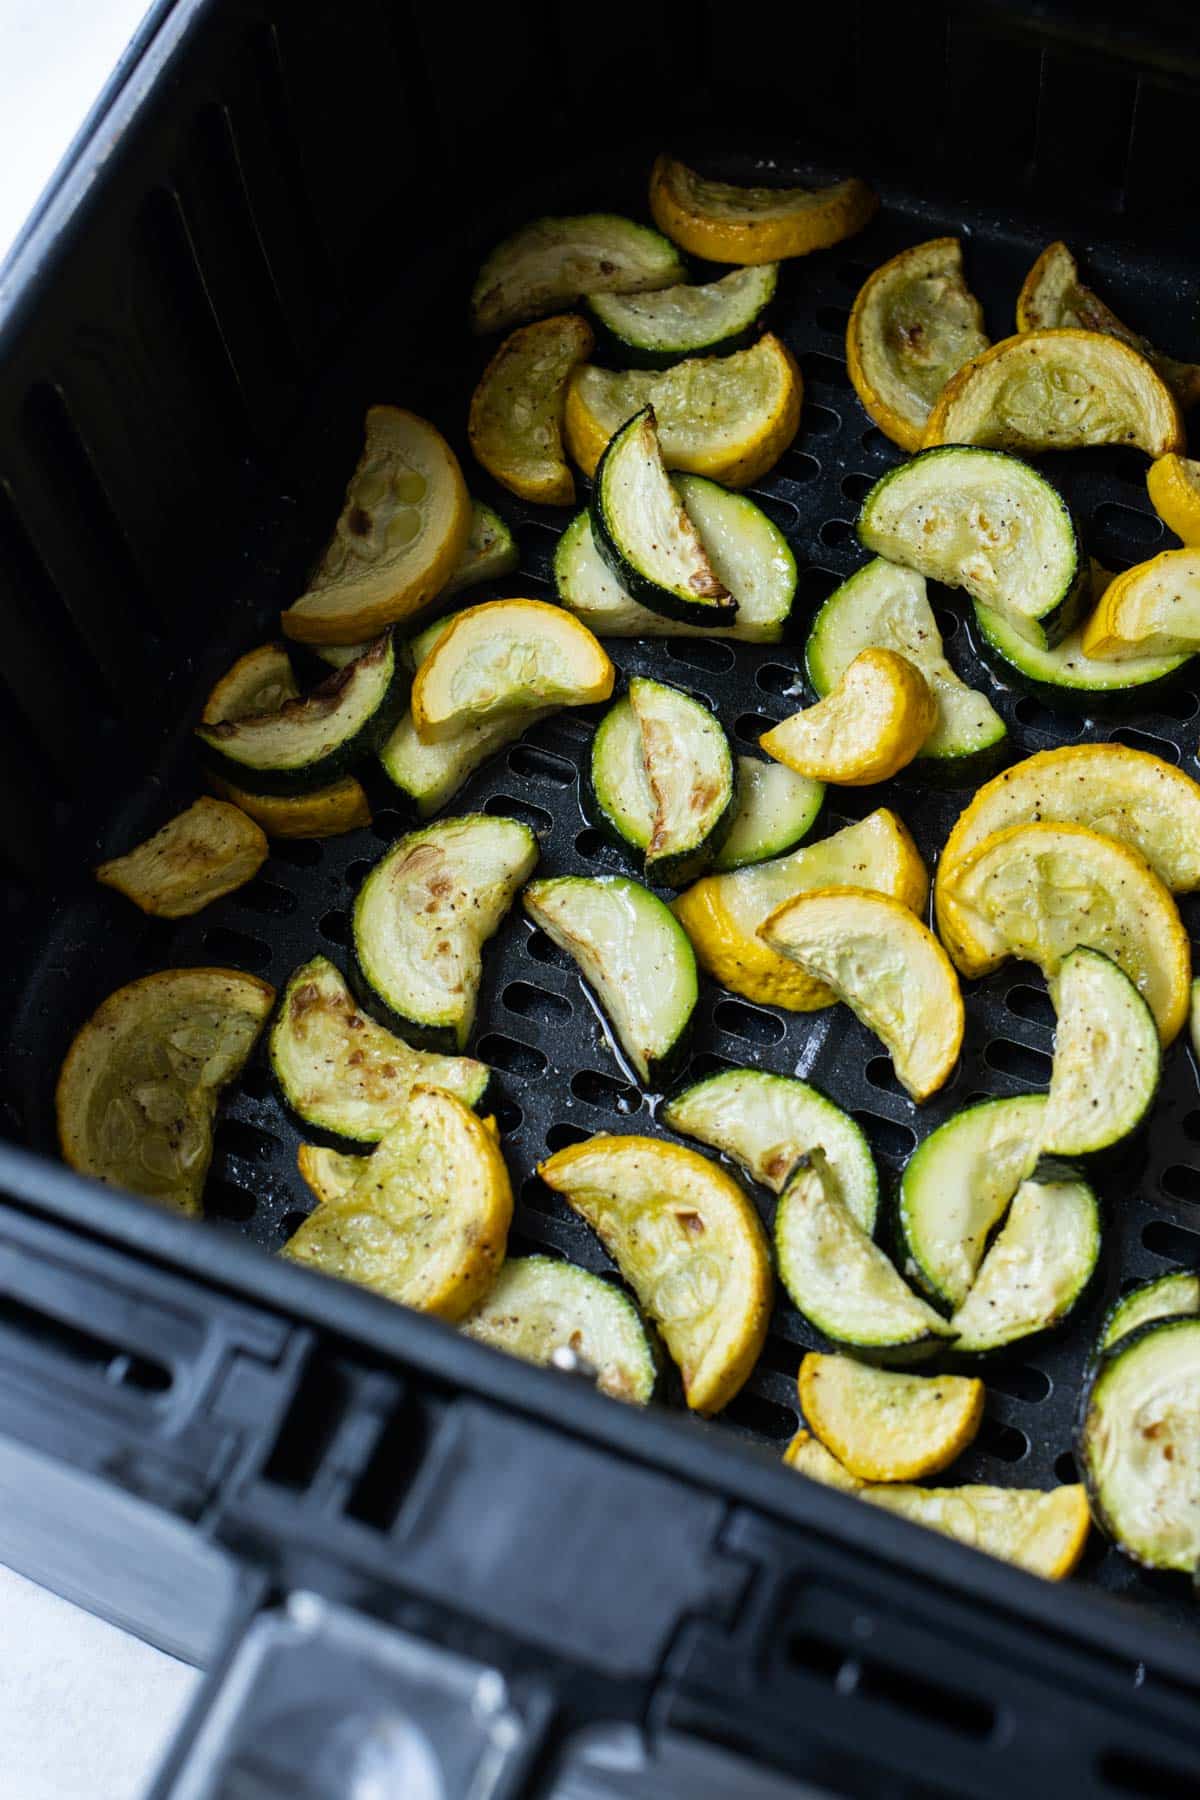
[9,149,1200,1633]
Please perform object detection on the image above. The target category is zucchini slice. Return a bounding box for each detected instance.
[283,1086,512,1322]
[589,682,739,884]
[631,677,737,883]
[673,808,928,1012]
[1017,241,1200,411]
[1147,452,1200,547]
[1041,948,1160,1160]
[297,1142,367,1208]
[760,888,964,1102]
[949,1172,1100,1354]
[564,333,802,489]
[784,1428,864,1492]
[536,1134,772,1414]
[648,153,876,265]
[936,744,1200,914]
[799,1352,984,1482]
[197,634,406,796]
[1099,1272,1200,1354]
[1080,549,1200,660]
[864,1482,1092,1581]
[775,1152,955,1360]
[592,410,734,626]
[846,238,989,452]
[712,759,823,871]
[56,968,274,1216]
[354,814,538,1050]
[760,647,935,786]
[554,477,798,644]
[971,602,1189,709]
[380,615,554,817]
[410,598,613,743]
[468,314,594,506]
[858,446,1087,650]
[805,560,1006,778]
[470,214,684,335]
[314,500,520,671]
[209,775,371,839]
[898,1095,1047,1313]
[924,329,1185,458]
[270,956,489,1142]
[281,408,471,645]
[522,875,697,1086]
[662,1068,878,1228]
[587,265,777,368]
[938,820,1191,1045]
[1078,1315,1200,1571]
[461,1255,658,1404]
[96,797,267,918]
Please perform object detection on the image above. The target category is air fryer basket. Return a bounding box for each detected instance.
[4,1,1200,1791]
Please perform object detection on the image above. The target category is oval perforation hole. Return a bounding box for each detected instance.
[489,1096,523,1135]
[982,1038,1053,1085]
[502,980,571,1025]
[713,998,785,1046]
[214,1119,280,1162]
[783,450,821,482]
[370,809,407,841]
[734,712,778,744]
[507,743,575,786]
[1183,1110,1200,1145]
[819,518,855,549]
[1013,694,1081,736]
[800,402,841,437]
[1092,500,1164,550]
[570,1068,642,1115]
[975,1416,1029,1463]
[475,1033,547,1078]
[574,827,620,864]
[986,1365,1051,1404]
[755,662,801,697]
[270,838,323,868]
[839,472,875,504]
[235,879,297,917]
[865,1055,908,1100]
[1160,1164,1200,1202]
[484,793,555,834]
[796,567,842,608]
[801,351,852,390]
[317,909,352,949]
[206,1177,257,1221]
[525,927,573,967]
[1108,727,1180,763]
[202,926,273,969]
[745,491,801,531]
[664,638,736,672]
[238,1065,275,1101]
[520,1174,574,1220]
[860,427,894,458]
[851,1109,917,1162]
[545,1121,590,1153]
[1004,983,1055,1028]
[1142,1218,1200,1261]
[680,1050,739,1084]
[1150,685,1199,722]
[343,859,373,892]
[279,1209,311,1240]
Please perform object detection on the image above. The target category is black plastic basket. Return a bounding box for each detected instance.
[3,2,1200,1793]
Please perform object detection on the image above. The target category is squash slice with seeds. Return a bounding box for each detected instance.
[96,797,267,918]
[760,647,935,786]
[469,314,595,506]
[798,1352,984,1482]
[1080,548,1200,660]
[649,153,876,265]
[410,598,613,744]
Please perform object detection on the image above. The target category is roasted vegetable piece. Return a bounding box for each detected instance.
[471,214,684,334]
[57,968,274,1215]
[649,153,876,264]
[1040,948,1160,1160]
[949,1174,1100,1354]
[462,1256,658,1403]
[410,599,613,743]
[846,238,988,451]
[469,314,594,506]
[1099,1272,1200,1354]
[799,1353,984,1481]
[588,265,777,367]
[1080,549,1200,660]
[96,798,267,918]
[281,408,471,644]
[760,647,935,786]
[1147,453,1200,545]
[537,1134,772,1414]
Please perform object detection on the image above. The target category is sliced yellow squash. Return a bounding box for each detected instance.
[281,408,471,644]
[798,1352,984,1482]
[760,888,964,1100]
[673,809,928,1011]
[1017,241,1200,410]
[468,314,594,505]
[564,333,802,488]
[924,329,1185,458]
[845,237,989,452]
[759,647,935,786]
[939,820,1190,1043]
[784,1428,864,1492]
[209,774,371,838]
[1147,453,1200,547]
[297,1142,367,1207]
[1079,548,1200,659]
[96,797,267,918]
[936,746,1200,949]
[56,968,275,1216]
[537,1134,772,1415]
[409,598,613,743]
[649,153,876,265]
[866,1482,1091,1580]
[283,1085,512,1321]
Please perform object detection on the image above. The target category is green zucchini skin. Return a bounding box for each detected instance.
[197,634,407,795]
[1076,1314,1200,1571]
[586,265,777,370]
[1097,1271,1200,1358]
[969,605,1190,716]
[1041,949,1161,1166]
[591,411,739,628]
